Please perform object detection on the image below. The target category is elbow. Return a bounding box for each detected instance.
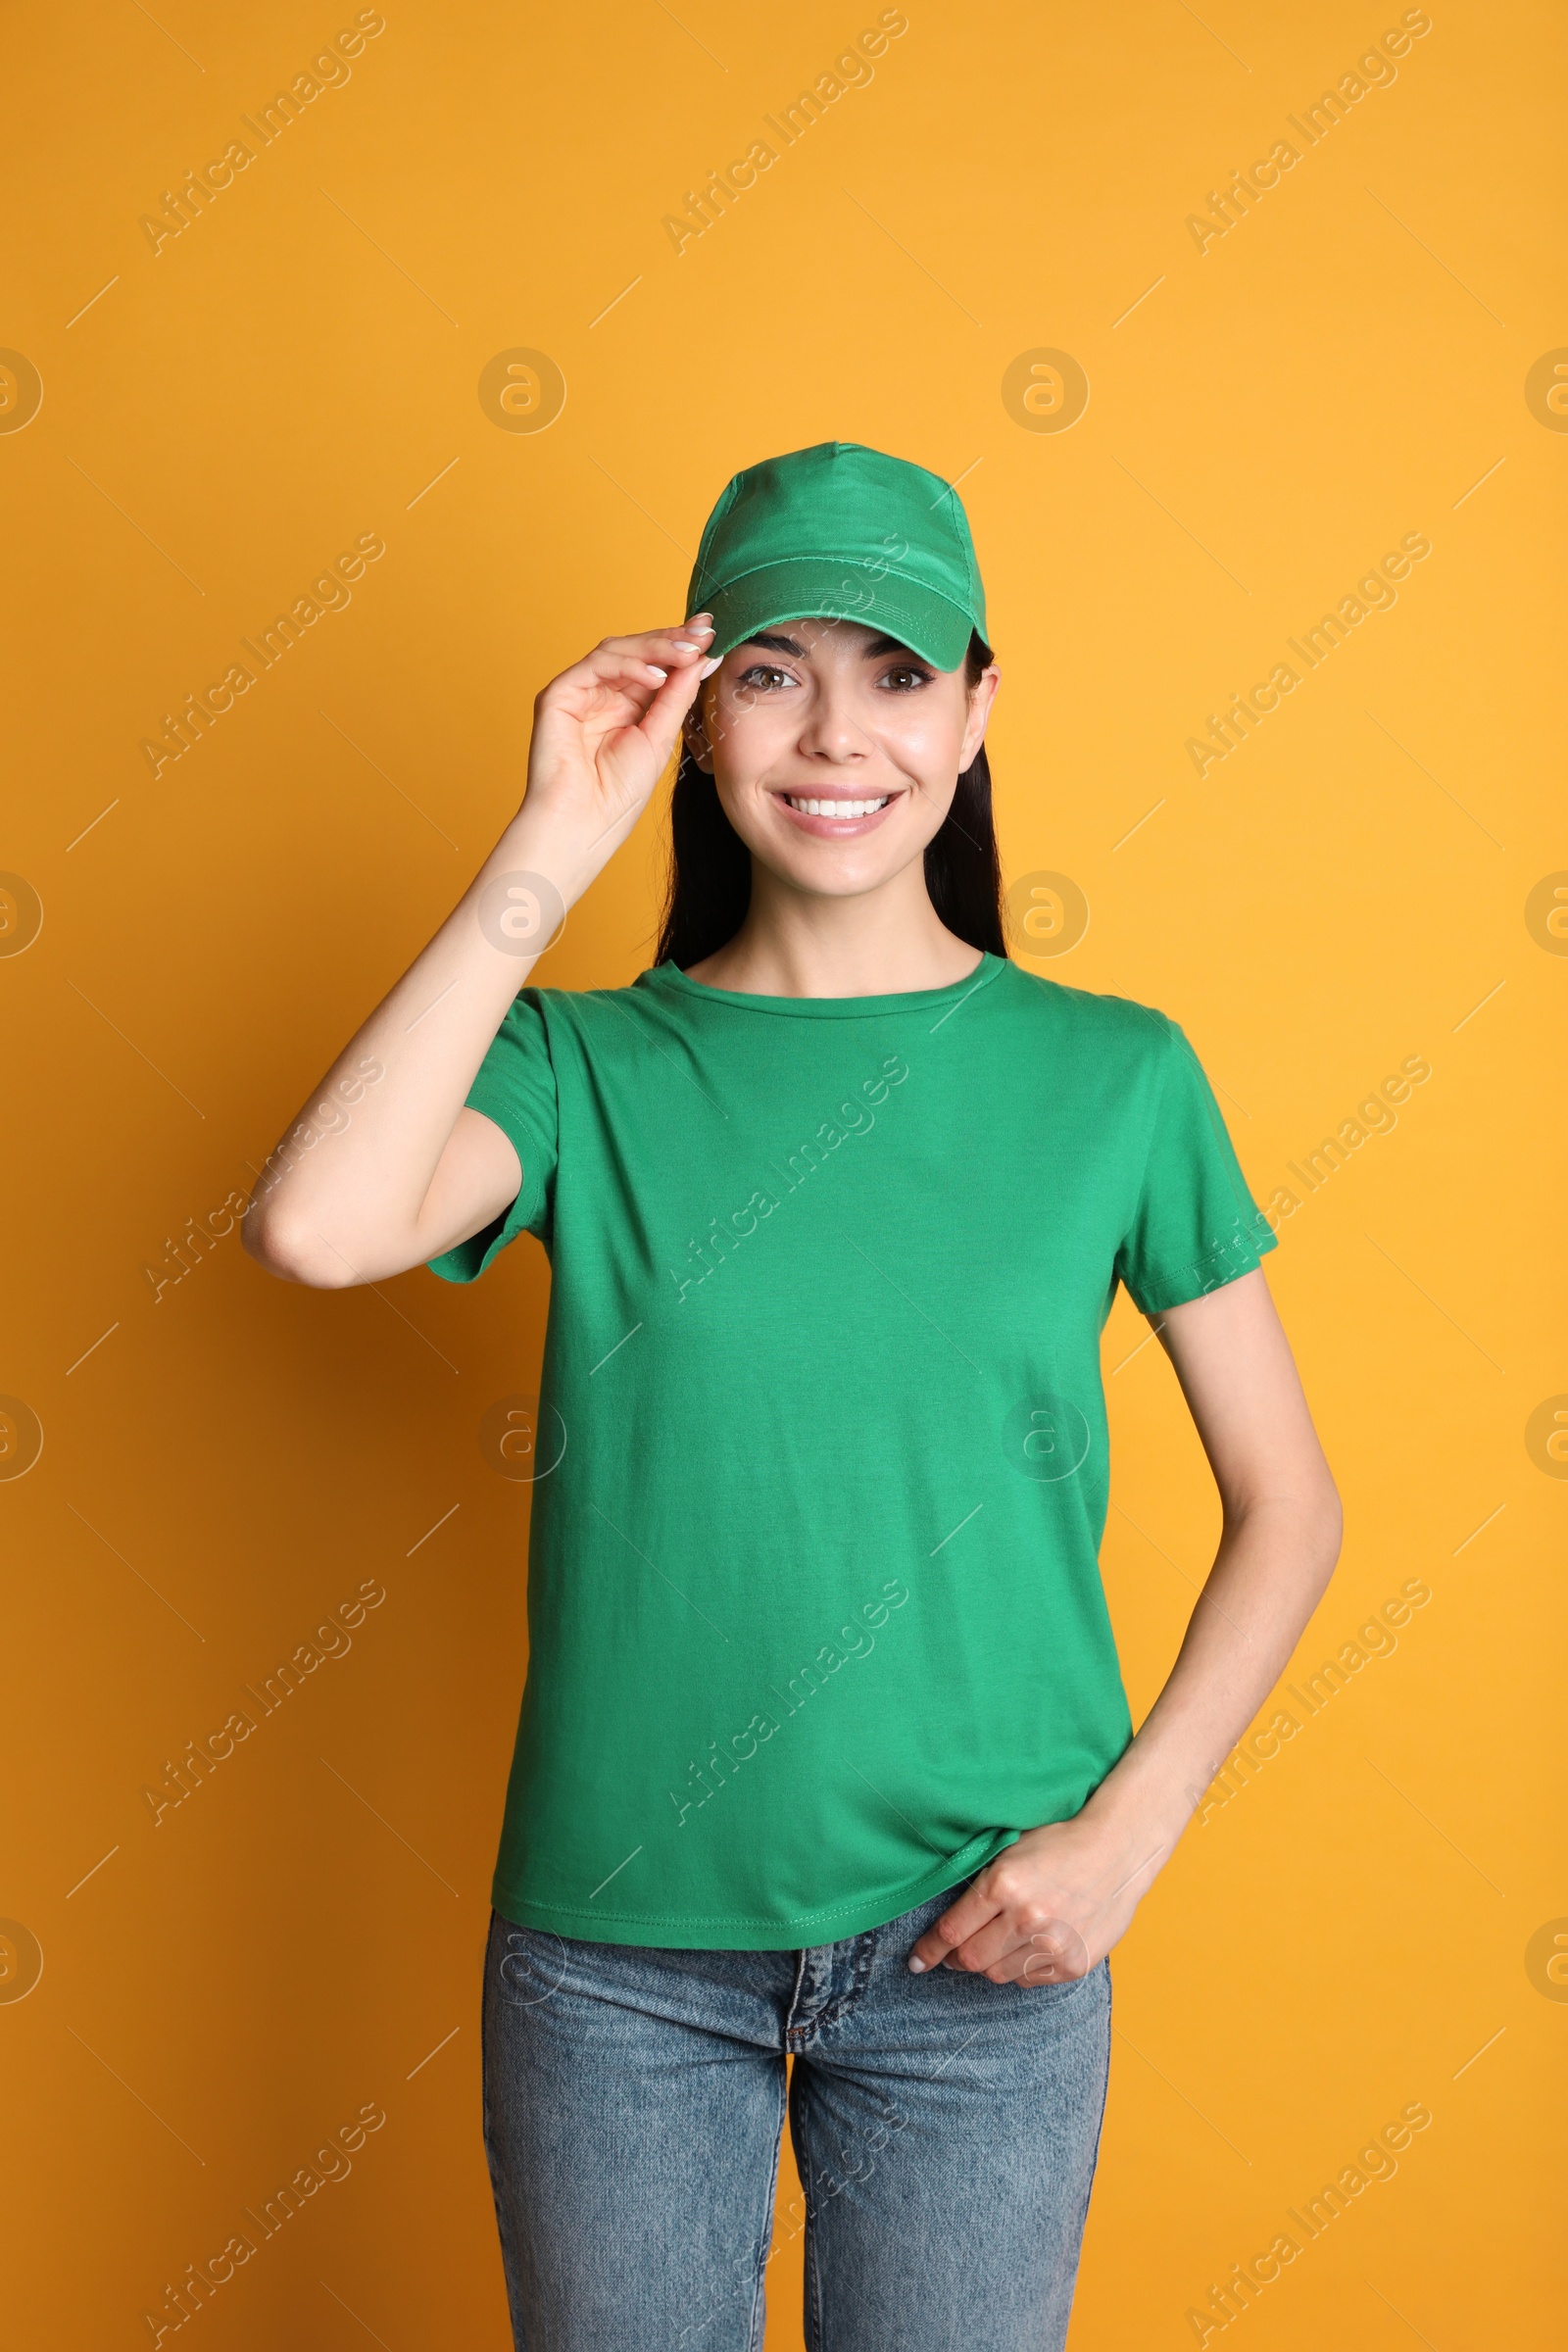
[1298,1473,1344,1599]
[1316,1479,1345,1577]
[242,1205,361,1289]
[1226,1467,1344,1592]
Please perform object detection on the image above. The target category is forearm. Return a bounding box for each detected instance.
[909,1480,1342,1983]
[242,616,715,1288]
[912,1273,1344,1982]
[1083,1482,1343,1864]
[244,798,596,1284]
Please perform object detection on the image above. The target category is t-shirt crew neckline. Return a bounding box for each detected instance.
[646,949,1008,1020]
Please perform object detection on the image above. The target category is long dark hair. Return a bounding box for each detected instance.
[655,630,1004,969]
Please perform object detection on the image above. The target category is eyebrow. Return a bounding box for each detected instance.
[740,628,921,662]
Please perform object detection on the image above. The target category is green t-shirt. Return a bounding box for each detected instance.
[429,951,1276,1949]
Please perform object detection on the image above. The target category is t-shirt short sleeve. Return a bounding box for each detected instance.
[1114,1016,1277,1315]
[426,991,560,1284]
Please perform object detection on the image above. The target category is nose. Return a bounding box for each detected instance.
[796,674,871,765]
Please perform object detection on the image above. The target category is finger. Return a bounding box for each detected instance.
[963,1917,1091,1986]
[939,1912,1028,1977]
[981,1924,1093,1988]
[630,649,712,772]
[545,632,717,724]
[907,1881,1002,1973]
[588,620,716,671]
[981,1945,1062,1988]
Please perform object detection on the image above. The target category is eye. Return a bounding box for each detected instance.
[734,663,796,692]
[878,662,932,692]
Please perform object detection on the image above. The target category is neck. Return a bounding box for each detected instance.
[686,862,984,999]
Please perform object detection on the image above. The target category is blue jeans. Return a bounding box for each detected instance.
[480,1880,1111,2350]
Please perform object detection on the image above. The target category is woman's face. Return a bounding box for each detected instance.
[683,617,999,901]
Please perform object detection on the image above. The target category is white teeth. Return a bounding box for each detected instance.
[785,796,889,818]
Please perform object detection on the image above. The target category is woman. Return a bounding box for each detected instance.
[245,441,1342,2350]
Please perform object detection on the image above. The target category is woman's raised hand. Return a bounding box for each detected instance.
[521,617,717,860]
[241,614,719,1291]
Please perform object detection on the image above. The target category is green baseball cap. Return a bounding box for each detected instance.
[686,441,988,673]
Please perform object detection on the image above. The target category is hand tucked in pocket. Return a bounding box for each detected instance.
[906,1808,1173,1985]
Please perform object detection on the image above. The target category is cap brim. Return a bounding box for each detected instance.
[697,559,974,671]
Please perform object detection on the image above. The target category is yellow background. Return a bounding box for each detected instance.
[2,0,1563,2342]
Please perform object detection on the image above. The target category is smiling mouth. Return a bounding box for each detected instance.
[781,794,892,818]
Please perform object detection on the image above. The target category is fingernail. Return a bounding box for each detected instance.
[646,665,668,681]
[906,1956,926,1974]
[699,656,721,677]
[690,612,713,625]
[672,639,702,654]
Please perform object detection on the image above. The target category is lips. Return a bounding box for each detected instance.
[773,789,901,837]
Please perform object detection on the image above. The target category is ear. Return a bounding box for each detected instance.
[958,661,1001,772]
[682,695,715,775]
